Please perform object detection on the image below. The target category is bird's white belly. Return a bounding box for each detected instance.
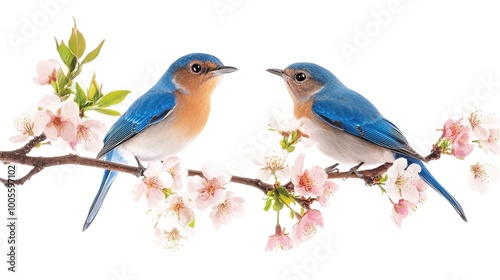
[312,121,395,166]
[119,117,194,162]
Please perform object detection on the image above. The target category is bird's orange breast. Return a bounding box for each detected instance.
[170,76,221,140]
[294,99,315,120]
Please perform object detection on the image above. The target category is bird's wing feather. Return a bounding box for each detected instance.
[96,91,176,159]
[312,94,423,160]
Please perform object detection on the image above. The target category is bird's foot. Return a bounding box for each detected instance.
[135,156,146,176]
[344,162,364,180]
[324,163,340,174]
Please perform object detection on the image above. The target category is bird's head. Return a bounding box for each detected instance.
[267,62,341,104]
[166,53,237,95]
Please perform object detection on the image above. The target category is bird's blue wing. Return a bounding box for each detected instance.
[96,91,176,159]
[312,90,423,160]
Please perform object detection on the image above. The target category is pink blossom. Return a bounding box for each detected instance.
[478,128,500,155]
[35,94,79,141]
[442,118,474,158]
[468,110,499,140]
[391,199,411,228]
[291,154,327,196]
[253,149,290,182]
[210,191,245,230]
[385,158,421,204]
[69,119,106,152]
[386,159,428,227]
[415,178,428,204]
[317,180,340,207]
[162,157,188,191]
[468,162,500,194]
[452,130,474,158]
[33,59,60,85]
[131,162,172,208]
[269,115,302,134]
[265,225,293,251]
[153,226,194,251]
[9,108,45,142]
[165,194,195,227]
[187,162,231,210]
[291,209,324,242]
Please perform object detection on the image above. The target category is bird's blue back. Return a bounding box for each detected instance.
[286,62,466,221]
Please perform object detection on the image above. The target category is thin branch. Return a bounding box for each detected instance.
[0,148,393,196]
[12,134,47,155]
[0,142,443,194]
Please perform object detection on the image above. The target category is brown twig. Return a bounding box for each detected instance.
[0,149,394,195]
[12,134,47,155]
[1,136,443,195]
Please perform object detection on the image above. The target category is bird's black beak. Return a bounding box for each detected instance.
[210,66,238,76]
[266,68,287,78]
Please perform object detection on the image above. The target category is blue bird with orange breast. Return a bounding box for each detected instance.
[83,53,237,231]
[267,63,467,221]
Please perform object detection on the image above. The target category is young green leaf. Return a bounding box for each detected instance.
[264,198,273,211]
[276,186,290,197]
[56,70,70,93]
[92,108,121,116]
[74,82,87,108]
[188,218,195,228]
[273,198,284,211]
[95,90,131,108]
[56,40,76,71]
[82,39,105,65]
[87,74,103,103]
[279,194,295,206]
[68,19,86,58]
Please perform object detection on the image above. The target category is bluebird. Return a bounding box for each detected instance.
[267,63,467,222]
[83,53,237,231]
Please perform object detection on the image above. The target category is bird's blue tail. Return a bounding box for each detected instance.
[82,149,125,231]
[396,154,467,222]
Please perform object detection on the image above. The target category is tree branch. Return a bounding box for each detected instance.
[0,139,442,196]
[1,148,394,195]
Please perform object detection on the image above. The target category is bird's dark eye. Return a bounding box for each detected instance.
[295,72,307,82]
[191,63,202,73]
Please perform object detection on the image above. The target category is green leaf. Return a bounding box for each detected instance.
[279,194,295,206]
[95,90,131,108]
[92,108,121,116]
[188,218,195,228]
[290,210,295,219]
[272,198,284,211]
[56,70,70,92]
[82,39,105,65]
[87,74,103,102]
[263,199,272,212]
[276,186,290,197]
[59,88,73,98]
[68,19,86,58]
[74,82,87,108]
[56,40,76,70]
[279,139,287,149]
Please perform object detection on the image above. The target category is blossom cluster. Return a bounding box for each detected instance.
[437,110,500,193]
[11,91,106,153]
[10,22,129,155]
[132,159,245,250]
[384,158,428,227]
[258,116,339,251]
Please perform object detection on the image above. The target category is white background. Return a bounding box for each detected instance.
[1,1,500,279]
